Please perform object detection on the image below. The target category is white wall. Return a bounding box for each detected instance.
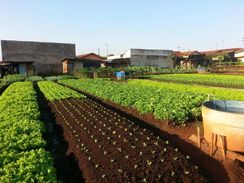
[130,49,172,56]
[107,54,124,61]
[235,51,244,62]
[129,49,173,68]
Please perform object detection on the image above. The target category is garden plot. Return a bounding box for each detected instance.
[150,74,244,89]
[38,81,208,182]
[50,98,208,182]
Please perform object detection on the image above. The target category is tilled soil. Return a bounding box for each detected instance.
[68,87,234,183]
[49,98,208,183]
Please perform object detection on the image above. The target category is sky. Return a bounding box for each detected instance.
[0,0,244,57]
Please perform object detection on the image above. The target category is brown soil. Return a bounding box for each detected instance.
[64,86,244,183]
[49,98,208,183]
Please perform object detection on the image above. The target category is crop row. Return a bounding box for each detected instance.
[59,79,244,124]
[0,74,76,87]
[58,79,206,123]
[128,80,244,101]
[0,82,58,182]
[38,81,85,101]
[47,98,207,182]
[150,74,244,89]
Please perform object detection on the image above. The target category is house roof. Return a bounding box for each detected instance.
[173,51,204,57]
[76,53,105,61]
[61,57,106,63]
[173,48,244,59]
[182,51,202,55]
[173,51,186,57]
[234,48,244,54]
[0,61,34,64]
[0,62,11,66]
[201,48,244,56]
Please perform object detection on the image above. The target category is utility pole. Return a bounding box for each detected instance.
[222,40,225,49]
[177,46,180,51]
[97,48,100,56]
[242,37,244,48]
[106,43,108,56]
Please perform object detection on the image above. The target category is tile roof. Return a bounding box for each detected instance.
[173,51,203,57]
[76,53,105,60]
[174,48,244,57]
[201,48,244,56]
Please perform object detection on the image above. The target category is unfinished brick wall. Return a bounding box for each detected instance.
[1,40,76,75]
[34,63,63,75]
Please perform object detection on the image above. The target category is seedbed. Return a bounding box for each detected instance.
[49,98,208,182]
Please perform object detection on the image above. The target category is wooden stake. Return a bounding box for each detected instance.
[210,133,214,156]
[197,127,201,149]
[219,135,226,159]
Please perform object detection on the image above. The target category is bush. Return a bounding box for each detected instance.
[26,76,44,82]
[74,66,197,79]
[2,74,25,84]
[74,68,92,78]
[45,75,76,81]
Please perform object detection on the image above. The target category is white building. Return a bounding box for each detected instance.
[107,48,173,68]
[235,50,244,63]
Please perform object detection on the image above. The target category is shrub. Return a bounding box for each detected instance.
[45,75,76,81]
[2,74,25,84]
[26,76,44,82]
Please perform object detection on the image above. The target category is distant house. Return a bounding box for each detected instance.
[1,40,75,76]
[77,53,105,68]
[173,51,207,68]
[201,48,243,63]
[62,53,105,74]
[106,54,130,68]
[107,49,173,68]
[234,50,244,63]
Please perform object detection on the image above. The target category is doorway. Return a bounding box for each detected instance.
[18,63,27,75]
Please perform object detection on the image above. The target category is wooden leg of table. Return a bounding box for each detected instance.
[213,133,217,147]
[197,127,201,149]
[210,133,214,156]
[214,133,218,154]
[219,135,226,159]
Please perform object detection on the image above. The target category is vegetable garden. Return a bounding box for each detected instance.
[1,73,243,182]
[37,81,208,182]
[59,78,244,124]
[150,74,244,89]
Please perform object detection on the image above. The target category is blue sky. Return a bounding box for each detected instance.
[0,0,244,56]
